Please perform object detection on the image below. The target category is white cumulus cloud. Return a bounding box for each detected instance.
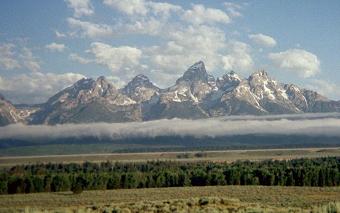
[146,25,227,80]
[67,18,113,38]
[0,43,21,70]
[103,0,148,15]
[249,33,277,47]
[224,2,243,18]
[65,0,94,18]
[0,43,41,72]
[45,42,66,52]
[20,47,41,72]
[55,30,67,38]
[222,41,254,73]
[268,49,320,78]
[0,72,84,104]
[69,53,92,64]
[182,4,230,25]
[306,79,340,100]
[89,42,142,75]
[103,0,181,17]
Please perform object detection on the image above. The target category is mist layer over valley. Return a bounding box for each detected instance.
[1,113,340,155]
[2,113,340,140]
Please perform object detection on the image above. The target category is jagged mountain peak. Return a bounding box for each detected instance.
[129,74,152,87]
[96,75,113,85]
[46,76,118,107]
[177,61,209,83]
[97,75,106,80]
[189,60,205,69]
[73,77,95,88]
[248,70,281,98]
[96,75,107,83]
[226,71,241,81]
[248,70,275,90]
[75,76,115,91]
[228,70,241,79]
[69,76,117,98]
[74,76,109,87]
[124,74,158,91]
[218,70,241,80]
[3,61,340,126]
[122,74,159,103]
[133,74,149,81]
[249,70,269,80]
[95,76,113,88]
[0,93,22,126]
[217,70,241,90]
[284,84,301,92]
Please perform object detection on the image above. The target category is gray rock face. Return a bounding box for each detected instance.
[0,94,22,126]
[2,61,340,125]
[177,61,209,83]
[31,77,140,124]
[142,61,213,120]
[216,71,241,91]
[284,84,309,112]
[121,74,160,103]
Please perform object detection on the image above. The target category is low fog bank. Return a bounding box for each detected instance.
[1,113,340,140]
[220,112,340,121]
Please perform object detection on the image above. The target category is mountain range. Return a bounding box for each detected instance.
[1,61,339,126]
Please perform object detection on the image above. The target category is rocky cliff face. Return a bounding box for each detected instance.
[31,77,141,124]
[0,94,22,126]
[121,74,160,103]
[142,61,214,120]
[2,61,339,125]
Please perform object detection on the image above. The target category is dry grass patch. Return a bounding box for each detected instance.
[1,185,340,212]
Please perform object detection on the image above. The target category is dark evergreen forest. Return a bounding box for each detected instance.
[1,157,339,194]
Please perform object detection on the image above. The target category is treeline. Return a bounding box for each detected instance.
[0,157,340,194]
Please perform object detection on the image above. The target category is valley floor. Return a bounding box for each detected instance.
[1,185,340,212]
[1,147,340,167]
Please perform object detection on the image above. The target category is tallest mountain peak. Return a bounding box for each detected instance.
[178,61,209,83]
[189,60,205,69]
[132,74,150,83]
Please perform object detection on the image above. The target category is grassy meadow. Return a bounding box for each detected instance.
[1,186,340,212]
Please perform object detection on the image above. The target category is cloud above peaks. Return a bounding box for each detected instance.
[90,42,142,76]
[249,33,277,47]
[145,24,227,80]
[222,41,254,73]
[269,49,320,78]
[0,72,84,104]
[306,79,340,100]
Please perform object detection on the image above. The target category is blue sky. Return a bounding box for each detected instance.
[0,0,339,104]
